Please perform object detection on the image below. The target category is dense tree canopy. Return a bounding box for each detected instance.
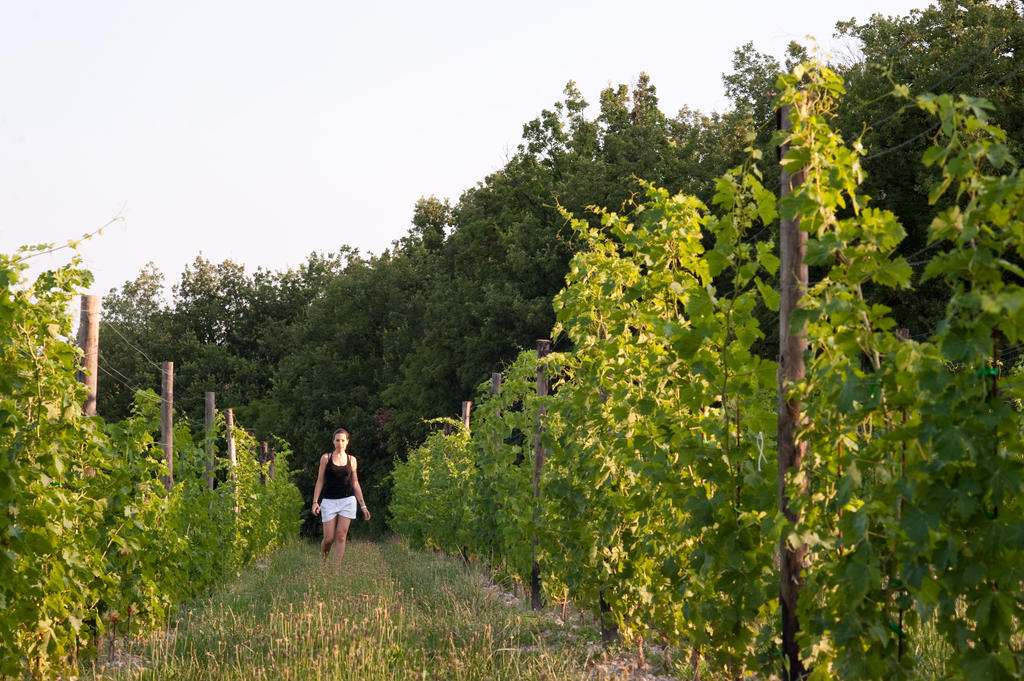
[95,0,1024,535]
[834,0,1024,336]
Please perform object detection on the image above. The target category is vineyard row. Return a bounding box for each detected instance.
[0,256,303,679]
[389,63,1024,681]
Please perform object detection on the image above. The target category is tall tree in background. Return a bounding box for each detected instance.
[94,0,1024,536]
[98,252,346,425]
[264,248,408,534]
[834,0,1024,337]
[98,263,174,418]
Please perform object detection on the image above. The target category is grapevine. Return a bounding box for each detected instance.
[0,250,302,679]
[389,61,1024,680]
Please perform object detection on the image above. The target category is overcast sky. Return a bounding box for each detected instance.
[0,0,934,300]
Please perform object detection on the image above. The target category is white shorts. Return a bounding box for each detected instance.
[320,496,357,522]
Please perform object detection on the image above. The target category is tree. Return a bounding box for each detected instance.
[835,0,1024,336]
[99,252,347,426]
[98,263,172,420]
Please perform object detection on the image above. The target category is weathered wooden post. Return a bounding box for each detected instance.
[225,408,237,472]
[76,296,100,415]
[777,103,808,681]
[204,392,216,490]
[161,361,174,491]
[260,441,269,486]
[225,408,238,517]
[461,400,472,430]
[531,338,551,611]
[488,371,502,570]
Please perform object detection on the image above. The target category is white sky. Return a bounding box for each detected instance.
[1,0,933,299]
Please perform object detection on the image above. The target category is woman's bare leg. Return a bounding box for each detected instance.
[332,517,352,568]
[321,516,338,562]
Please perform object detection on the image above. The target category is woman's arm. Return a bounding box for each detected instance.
[351,456,371,520]
[311,454,328,515]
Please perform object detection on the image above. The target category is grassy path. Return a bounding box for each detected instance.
[87,539,606,681]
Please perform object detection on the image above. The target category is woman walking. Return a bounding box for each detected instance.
[311,428,370,567]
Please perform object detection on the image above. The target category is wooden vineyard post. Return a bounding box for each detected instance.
[225,408,237,473]
[76,296,100,416]
[260,442,269,486]
[489,371,502,570]
[205,392,216,490]
[225,408,238,517]
[268,446,275,481]
[777,103,809,681]
[161,361,174,491]
[456,400,472,565]
[531,338,551,611]
[895,327,909,661]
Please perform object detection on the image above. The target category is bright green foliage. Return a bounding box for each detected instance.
[0,252,301,679]
[389,419,475,557]
[467,350,555,587]
[224,427,303,569]
[390,60,1024,680]
[88,5,1024,554]
[775,63,1024,679]
[391,351,554,589]
[543,167,779,672]
[389,100,782,677]
[897,91,1024,679]
[772,61,924,680]
[0,252,106,679]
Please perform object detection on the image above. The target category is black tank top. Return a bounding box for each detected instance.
[322,454,355,499]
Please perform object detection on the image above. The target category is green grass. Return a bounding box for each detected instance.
[84,538,607,681]
[76,539,968,681]
[79,538,969,681]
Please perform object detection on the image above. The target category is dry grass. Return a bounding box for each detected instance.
[82,538,621,681]
[80,538,963,681]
